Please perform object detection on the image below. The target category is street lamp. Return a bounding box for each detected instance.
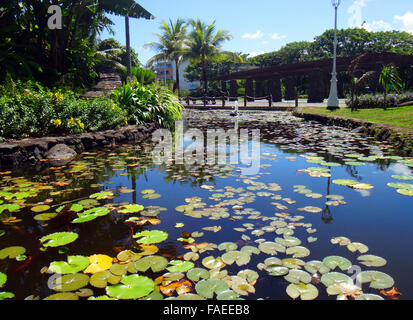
[327,0,341,110]
[162,47,168,87]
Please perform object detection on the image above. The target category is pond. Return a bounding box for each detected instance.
[0,110,412,300]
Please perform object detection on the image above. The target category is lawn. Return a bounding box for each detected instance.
[300,106,413,131]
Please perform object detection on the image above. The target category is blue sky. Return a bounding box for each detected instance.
[100,0,413,65]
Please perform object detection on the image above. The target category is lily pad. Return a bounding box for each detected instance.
[187,268,210,282]
[304,261,330,275]
[0,204,20,214]
[284,269,312,284]
[166,260,194,273]
[356,271,395,289]
[131,256,168,273]
[286,246,310,258]
[49,256,90,274]
[321,272,352,287]
[40,232,78,247]
[286,283,319,300]
[44,292,79,300]
[357,255,387,267]
[355,294,384,300]
[83,254,113,274]
[133,230,168,244]
[275,236,301,247]
[218,242,238,252]
[216,290,242,300]
[397,189,413,196]
[221,251,251,266]
[0,272,6,287]
[89,270,121,288]
[327,282,363,299]
[119,204,144,214]
[323,256,352,271]
[89,191,114,200]
[0,246,26,259]
[31,205,51,213]
[202,256,226,270]
[51,273,90,292]
[106,275,155,299]
[195,279,229,299]
[347,242,369,254]
[258,241,286,255]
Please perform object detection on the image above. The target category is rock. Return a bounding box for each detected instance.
[0,143,20,155]
[351,126,364,133]
[46,144,77,166]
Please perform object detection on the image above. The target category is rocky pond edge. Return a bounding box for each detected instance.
[293,111,413,157]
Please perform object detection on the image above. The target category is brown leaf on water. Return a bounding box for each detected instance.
[380,287,402,300]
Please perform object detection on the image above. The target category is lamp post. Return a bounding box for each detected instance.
[327,0,341,110]
[162,47,168,87]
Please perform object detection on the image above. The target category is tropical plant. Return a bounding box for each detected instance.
[145,18,188,97]
[131,67,156,85]
[379,64,403,109]
[184,19,236,94]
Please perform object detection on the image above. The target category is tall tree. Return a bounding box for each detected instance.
[145,18,188,97]
[184,19,234,94]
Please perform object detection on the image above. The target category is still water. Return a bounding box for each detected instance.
[0,111,412,300]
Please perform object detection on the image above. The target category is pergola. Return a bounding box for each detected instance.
[213,52,413,103]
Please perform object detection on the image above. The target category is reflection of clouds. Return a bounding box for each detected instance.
[356,189,371,197]
[391,163,412,177]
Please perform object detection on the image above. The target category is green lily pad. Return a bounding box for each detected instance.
[397,189,413,196]
[357,255,387,267]
[216,290,242,300]
[347,242,369,254]
[286,283,319,300]
[195,279,229,299]
[77,199,99,209]
[332,179,358,186]
[282,258,306,269]
[49,256,90,274]
[237,269,259,282]
[187,268,210,282]
[165,294,205,300]
[133,230,168,244]
[202,256,226,270]
[304,261,330,275]
[221,251,251,266]
[240,246,260,255]
[44,292,79,300]
[31,205,51,213]
[106,275,155,299]
[34,213,57,221]
[392,175,413,181]
[258,241,286,255]
[89,270,121,288]
[52,273,90,292]
[40,232,78,247]
[119,204,144,214]
[323,256,351,271]
[327,282,363,299]
[356,271,394,289]
[321,272,352,287]
[72,207,110,224]
[57,204,83,213]
[286,246,310,258]
[88,295,116,300]
[355,294,384,300]
[299,206,323,213]
[331,236,351,246]
[275,236,301,247]
[166,260,194,273]
[0,246,26,259]
[266,265,289,276]
[387,182,413,189]
[0,272,6,287]
[218,242,238,252]
[284,269,312,284]
[0,204,20,214]
[131,256,168,273]
[90,191,114,200]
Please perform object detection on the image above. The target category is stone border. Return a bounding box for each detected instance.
[0,123,158,167]
[293,111,413,156]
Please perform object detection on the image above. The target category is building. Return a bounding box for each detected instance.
[153,60,200,91]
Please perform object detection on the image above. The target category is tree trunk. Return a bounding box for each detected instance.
[202,56,208,95]
[175,59,181,97]
[125,16,132,79]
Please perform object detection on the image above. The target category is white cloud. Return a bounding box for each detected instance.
[271,33,287,41]
[242,30,264,39]
[248,51,266,58]
[348,0,375,27]
[362,20,393,32]
[391,163,413,177]
[394,12,413,34]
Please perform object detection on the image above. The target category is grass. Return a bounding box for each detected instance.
[300,106,413,131]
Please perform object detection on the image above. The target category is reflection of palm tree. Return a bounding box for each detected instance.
[322,170,333,224]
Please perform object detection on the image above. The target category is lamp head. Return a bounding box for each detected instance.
[332,0,341,8]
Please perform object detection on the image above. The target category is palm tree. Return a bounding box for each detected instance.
[145,18,188,97]
[185,19,234,94]
[379,64,403,109]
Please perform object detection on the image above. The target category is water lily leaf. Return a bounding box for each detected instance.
[221,251,251,266]
[130,256,168,273]
[357,255,387,267]
[286,246,310,258]
[195,279,229,299]
[106,275,155,299]
[321,272,351,287]
[355,294,384,300]
[187,268,210,282]
[40,232,78,247]
[119,204,144,214]
[0,272,6,287]
[323,256,351,271]
[49,256,90,274]
[34,213,57,221]
[275,236,301,247]
[52,273,90,292]
[282,258,306,269]
[331,237,351,246]
[218,242,238,252]
[77,199,99,209]
[89,191,114,200]
[305,261,330,275]
[83,254,113,274]
[72,207,110,223]
[226,276,256,296]
[284,269,312,284]
[326,282,363,299]
[397,189,413,196]
[133,230,168,244]
[165,293,205,300]
[286,283,319,300]
[202,256,226,270]
[110,263,129,276]
[332,179,358,186]
[392,175,413,181]
[258,241,286,255]
[387,182,413,189]
[167,260,194,273]
[0,246,26,259]
[240,246,260,255]
[356,271,394,289]
[266,265,289,276]
[44,292,79,300]
[0,204,20,214]
[139,291,164,300]
[347,242,369,254]
[89,270,121,288]
[183,252,199,262]
[307,237,318,243]
[298,206,322,213]
[31,205,50,213]
[276,228,294,236]
[216,290,242,300]
[237,269,259,282]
